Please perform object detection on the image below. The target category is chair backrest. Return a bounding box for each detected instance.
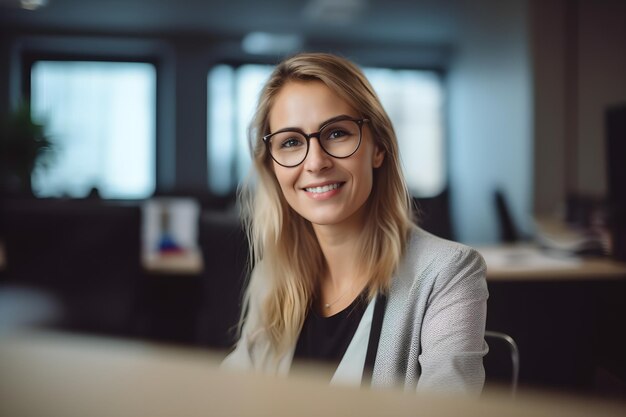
[484,330,520,396]
[413,188,454,240]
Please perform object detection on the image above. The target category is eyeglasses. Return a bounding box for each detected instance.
[263,117,369,168]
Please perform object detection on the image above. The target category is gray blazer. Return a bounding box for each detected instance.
[222,227,489,394]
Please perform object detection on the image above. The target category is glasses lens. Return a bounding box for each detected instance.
[266,119,362,167]
[268,131,308,167]
[319,120,361,158]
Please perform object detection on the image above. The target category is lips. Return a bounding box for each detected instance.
[302,182,345,194]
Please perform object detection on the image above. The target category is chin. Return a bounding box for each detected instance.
[301,213,341,226]
[298,207,352,226]
[307,217,344,226]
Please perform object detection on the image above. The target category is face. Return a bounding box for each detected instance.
[267,81,384,227]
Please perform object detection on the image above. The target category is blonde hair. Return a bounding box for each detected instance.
[239,53,414,356]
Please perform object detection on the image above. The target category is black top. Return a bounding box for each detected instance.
[294,293,369,370]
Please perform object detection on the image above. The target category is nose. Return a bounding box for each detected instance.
[303,138,332,173]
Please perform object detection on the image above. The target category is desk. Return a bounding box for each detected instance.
[477,244,626,281]
[1,331,625,417]
[142,249,204,275]
[478,245,626,394]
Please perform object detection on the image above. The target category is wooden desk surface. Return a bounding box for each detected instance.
[142,249,204,275]
[1,331,625,417]
[477,244,626,281]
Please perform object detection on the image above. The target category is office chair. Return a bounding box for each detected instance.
[413,188,454,240]
[494,189,520,243]
[484,330,520,397]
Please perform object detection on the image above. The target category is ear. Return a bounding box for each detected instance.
[372,144,385,168]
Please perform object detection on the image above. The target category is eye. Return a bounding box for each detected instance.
[280,137,304,149]
[326,128,349,140]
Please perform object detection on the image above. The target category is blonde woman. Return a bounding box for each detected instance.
[222,53,488,394]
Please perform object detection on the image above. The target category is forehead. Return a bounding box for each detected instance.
[268,80,357,132]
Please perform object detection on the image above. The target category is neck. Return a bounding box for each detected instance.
[312,207,367,291]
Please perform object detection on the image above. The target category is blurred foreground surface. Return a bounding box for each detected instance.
[1,330,625,417]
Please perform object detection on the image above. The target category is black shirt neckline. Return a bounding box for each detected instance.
[310,291,367,319]
[293,291,370,378]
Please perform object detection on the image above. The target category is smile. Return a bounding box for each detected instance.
[303,182,345,194]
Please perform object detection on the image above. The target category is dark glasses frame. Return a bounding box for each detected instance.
[263,116,370,168]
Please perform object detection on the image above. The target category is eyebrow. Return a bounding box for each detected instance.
[271,114,357,135]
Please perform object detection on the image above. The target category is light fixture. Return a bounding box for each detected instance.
[20,0,48,10]
[242,32,303,55]
[303,0,367,24]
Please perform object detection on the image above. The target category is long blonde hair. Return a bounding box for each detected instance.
[239,53,414,356]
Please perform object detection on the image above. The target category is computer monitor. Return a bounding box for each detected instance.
[606,103,626,261]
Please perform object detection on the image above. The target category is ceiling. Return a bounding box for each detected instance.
[0,0,462,46]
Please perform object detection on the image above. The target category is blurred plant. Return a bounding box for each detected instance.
[0,102,54,196]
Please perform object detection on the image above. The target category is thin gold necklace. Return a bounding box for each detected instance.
[323,286,353,309]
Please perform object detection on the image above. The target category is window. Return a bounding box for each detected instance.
[363,68,445,197]
[207,64,445,197]
[207,64,274,195]
[30,60,156,199]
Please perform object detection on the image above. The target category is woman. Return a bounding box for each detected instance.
[222,53,488,394]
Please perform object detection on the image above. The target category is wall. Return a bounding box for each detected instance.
[530,0,567,215]
[448,0,533,244]
[532,0,626,215]
[447,0,626,243]
[576,0,626,196]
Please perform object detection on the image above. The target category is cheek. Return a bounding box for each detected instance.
[273,164,300,196]
[351,145,376,190]
[354,162,374,195]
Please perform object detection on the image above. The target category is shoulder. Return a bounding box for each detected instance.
[394,226,487,292]
[408,226,484,264]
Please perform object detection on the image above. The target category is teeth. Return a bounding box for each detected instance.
[305,183,342,194]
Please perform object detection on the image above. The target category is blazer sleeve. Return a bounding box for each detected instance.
[416,247,489,395]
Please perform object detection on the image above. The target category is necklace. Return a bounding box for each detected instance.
[323,286,353,309]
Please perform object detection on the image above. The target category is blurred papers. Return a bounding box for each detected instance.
[141,198,203,274]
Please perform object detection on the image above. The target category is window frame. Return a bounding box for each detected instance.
[22,52,160,200]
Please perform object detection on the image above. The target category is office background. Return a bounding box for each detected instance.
[3,0,624,243]
[1,0,625,400]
